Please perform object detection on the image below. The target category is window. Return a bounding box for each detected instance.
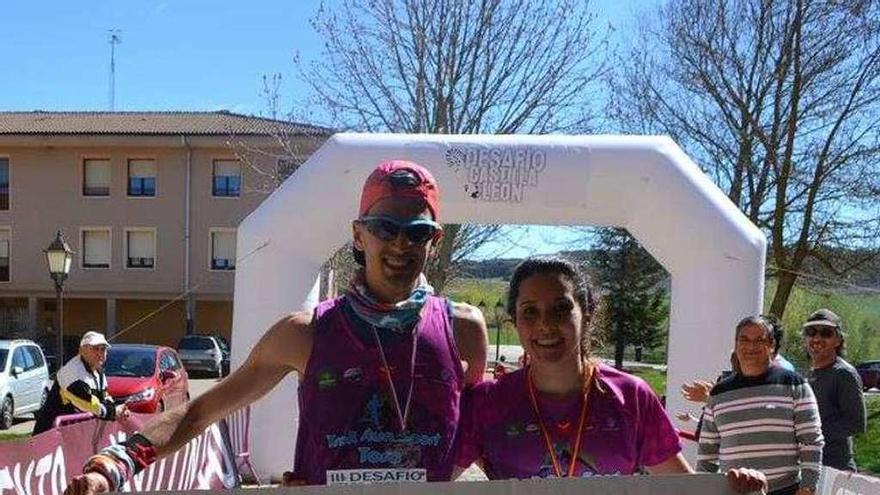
[0,158,9,210]
[212,160,241,197]
[128,159,156,197]
[83,159,111,196]
[82,228,111,268]
[210,230,236,270]
[159,353,172,372]
[12,347,35,371]
[0,229,9,282]
[168,352,182,369]
[26,346,44,369]
[126,229,155,269]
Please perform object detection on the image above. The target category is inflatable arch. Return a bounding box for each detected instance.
[231,133,766,477]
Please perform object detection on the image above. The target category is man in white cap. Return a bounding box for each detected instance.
[33,331,127,434]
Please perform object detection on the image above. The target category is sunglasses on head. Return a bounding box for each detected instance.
[803,326,837,339]
[357,215,441,244]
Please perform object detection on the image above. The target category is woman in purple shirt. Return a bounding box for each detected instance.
[456,257,765,491]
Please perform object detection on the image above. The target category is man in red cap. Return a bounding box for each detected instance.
[65,161,488,494]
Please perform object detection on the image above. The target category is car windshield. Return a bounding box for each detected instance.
[179,338,213,350]
[0,349,7,370]
[104,348,156,377]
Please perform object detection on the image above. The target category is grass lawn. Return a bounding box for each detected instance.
[0,432,29,441]
[854,395,880,475]
[626,367,668,397]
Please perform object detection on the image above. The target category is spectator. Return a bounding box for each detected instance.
[803,308,867,472]
[698,315,823,495]
[763,314,796,372]
[34,332,126,434]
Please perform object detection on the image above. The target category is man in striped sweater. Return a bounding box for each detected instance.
[698,315,824,495]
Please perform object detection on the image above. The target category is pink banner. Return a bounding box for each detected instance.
[0,414,238,495]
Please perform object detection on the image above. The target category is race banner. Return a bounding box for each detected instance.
[0,414,238,495]
[818,466,880,495]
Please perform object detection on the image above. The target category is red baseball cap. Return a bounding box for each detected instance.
[359,160,440,220]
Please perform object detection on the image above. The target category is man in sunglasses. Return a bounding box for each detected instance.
[64,160,488,495]
[803,309,866,472]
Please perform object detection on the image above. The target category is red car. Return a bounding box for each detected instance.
[856,361,880,391]
[105,344,190,413]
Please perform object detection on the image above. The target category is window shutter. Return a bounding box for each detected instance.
[128,231,154,258]
[84,160,111,187]
[212,232,236,262]
[0,230,9,258]
[84,230,110,265]
[214,160,240,177]
[129,159,156,178]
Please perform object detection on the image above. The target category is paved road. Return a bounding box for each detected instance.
[7,377,220,435]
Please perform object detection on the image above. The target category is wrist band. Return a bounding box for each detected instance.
[83,433,157,491]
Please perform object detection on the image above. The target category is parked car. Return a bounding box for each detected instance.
[177,335,230,377]
[33,335,80,373]
[856,360,880,391]
[104,344,189,414]
[0,340,51,429]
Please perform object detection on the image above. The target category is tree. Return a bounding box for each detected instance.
[297,0,608,292]
[590,228,669,368]
[610,0,880,316]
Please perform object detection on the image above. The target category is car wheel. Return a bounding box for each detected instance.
[39,389,49,409]
[0,397,13,430]
[214,365,223,379]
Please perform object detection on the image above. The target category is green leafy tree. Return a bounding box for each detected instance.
[591,228,668,368]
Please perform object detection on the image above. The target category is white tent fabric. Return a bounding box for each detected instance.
[231,133,766,478]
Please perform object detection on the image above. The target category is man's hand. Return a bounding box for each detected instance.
[681,380,714,403]
[725,468,767,494]
[115,404,130,422]
[64,472,110,495]
[794,488,815,495]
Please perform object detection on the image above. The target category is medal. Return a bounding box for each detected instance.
[370,325,419,433]
[526,362,595,478]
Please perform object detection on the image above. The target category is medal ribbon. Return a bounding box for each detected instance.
[526,362,595,478]
[370,325,419,433]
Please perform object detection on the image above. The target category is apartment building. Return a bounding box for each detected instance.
[0,111,328,346]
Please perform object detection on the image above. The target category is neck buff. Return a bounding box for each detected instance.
[345,270,434,330]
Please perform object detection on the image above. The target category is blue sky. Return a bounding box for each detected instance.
[0,0,645,259]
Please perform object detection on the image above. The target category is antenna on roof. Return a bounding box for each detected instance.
[108,29,122,111]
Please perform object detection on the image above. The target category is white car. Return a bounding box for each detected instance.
[0,340,51,429]
[177,335,229,378]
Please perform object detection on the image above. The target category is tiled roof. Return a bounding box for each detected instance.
[0,111,332,136]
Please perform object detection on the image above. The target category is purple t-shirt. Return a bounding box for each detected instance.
[456,363,681,479]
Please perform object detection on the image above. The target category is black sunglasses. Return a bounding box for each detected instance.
[803,326,837,339]
[357,215,441,244]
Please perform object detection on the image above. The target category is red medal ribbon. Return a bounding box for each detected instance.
[371,325,419,433]
[526,362,595,478]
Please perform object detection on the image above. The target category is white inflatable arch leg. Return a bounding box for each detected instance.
[231,134,766,478]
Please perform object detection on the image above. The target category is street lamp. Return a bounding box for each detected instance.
[44,231,73,371]
[493,300,506,363]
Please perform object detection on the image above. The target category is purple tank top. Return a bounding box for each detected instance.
[292,295,464,485]
[457,364,681,479]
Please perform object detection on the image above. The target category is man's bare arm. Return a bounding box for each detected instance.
[451,302,489,386]
[65,313,314,495]
[144,311,313,456]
